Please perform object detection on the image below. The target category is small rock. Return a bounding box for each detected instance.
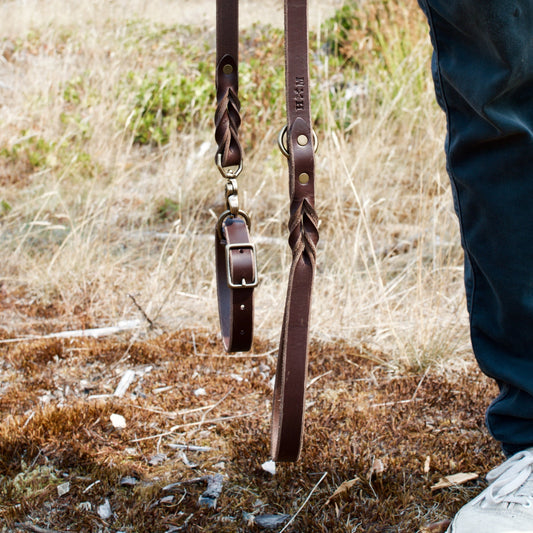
[77,501,92,511]
[254,514,291,529]
[110,413,126,429]
[120,476,138,486]
[57,481,70,496]
[97,499,113,520]
[198,473,224,509]
[261,460,276,475]
[124,447,139,456]
[149,453,168,466]
[2,41,15,62]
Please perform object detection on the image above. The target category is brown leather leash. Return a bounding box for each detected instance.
[214,0,257,353]
[214,0,318,462]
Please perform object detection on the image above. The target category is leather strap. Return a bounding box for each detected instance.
[271,0,319,462]
[214,0,256,353]
[215,0,242,168]
[216,217,256,352]
[213,0,318,460]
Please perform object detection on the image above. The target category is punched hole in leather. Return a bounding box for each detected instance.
[215,216,256,353]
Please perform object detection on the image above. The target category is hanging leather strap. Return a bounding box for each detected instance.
[215,217,256,352]
[214,0,256,353]
[215,0,241,169]
[213,0,318,460]
[271,0,319,462]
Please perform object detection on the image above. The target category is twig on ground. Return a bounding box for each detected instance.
[279,472,328,533]
[194,387,234,426]
[0,320,141,343]
[176,404,221,416]
[370,366,431,408]
[82,479,101,494]
[22,410,35,429]
[191,331,197,355]
[307,370,332,388]
[128,293,155,329]
[192,351,274,358]
[14,523,67,533]
[162,476,207,492]
[167,443,213,452]
[410,365,431,401]
[129,412,256,443]
[130,405,178,419]
[371,398,424,408]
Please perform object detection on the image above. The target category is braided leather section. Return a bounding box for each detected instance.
[271,195,319,462]
[215,55,242,168]
[288,197,319,264]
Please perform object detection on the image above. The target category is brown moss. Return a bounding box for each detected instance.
[0,332,502,532]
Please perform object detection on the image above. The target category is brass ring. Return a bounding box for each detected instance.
[216,153,243,179]
[216,209,251,240]
[277,126,319,158]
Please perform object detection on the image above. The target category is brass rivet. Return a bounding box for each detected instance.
[297,134,308,146]
[223,64,234,75]
[298,172,310,184]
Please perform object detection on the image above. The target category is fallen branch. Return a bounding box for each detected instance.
[128,293,155,329]
[0,320,141,343]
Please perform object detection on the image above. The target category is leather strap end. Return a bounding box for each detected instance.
[215,217,256,353]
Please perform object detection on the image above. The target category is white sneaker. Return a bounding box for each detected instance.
[447,447,533,532]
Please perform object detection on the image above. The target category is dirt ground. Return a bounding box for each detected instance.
[0,320,501,532]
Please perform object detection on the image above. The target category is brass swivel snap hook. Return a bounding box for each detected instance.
[215,154,251,239]
[215,178,252,240]
[216,153,243,179]
[225,178,239,216]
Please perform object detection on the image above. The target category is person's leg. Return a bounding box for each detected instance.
[417,1,533,530]
[418,0,533,455]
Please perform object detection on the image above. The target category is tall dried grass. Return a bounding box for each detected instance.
[0,0,469,367]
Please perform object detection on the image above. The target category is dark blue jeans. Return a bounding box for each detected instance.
[418,0,533,456]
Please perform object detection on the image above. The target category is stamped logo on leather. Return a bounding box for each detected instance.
[294,77,305,110]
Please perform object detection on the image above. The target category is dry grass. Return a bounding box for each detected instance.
[0,0,466,365]
[0,0,495,531]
